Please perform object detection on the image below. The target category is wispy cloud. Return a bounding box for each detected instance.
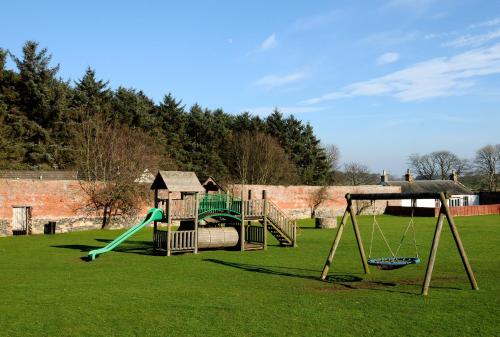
[443,29,500,48]
[291,10,339,32]
[468,17,500,29]
[260,33,277,51]
[388,0,434,9]
[377,52,400,65]
[242,105,324,116]
[360,31,419,46]
[254,71,306,89]
[303,43,500,103]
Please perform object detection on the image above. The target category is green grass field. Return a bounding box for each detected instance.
[0,215,499,337]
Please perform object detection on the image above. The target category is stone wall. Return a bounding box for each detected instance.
[0,179,151,237]
[229,184,401,219]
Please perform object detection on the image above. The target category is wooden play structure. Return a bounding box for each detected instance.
[151,171,297,256]
[320,192,479,295]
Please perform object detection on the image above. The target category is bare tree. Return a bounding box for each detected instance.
[409,151,468,180]
[325,144,340,172]
[229,131,298,185]
[475,144,500,191]
[343,162,373,185]
[342,162,375,215]
[73,113,174,228]
[408,153,437,179]
[308,186,329,218]
[432,150,468,179]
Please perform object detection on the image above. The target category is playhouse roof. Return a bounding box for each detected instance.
[150,171,205,192]
[381,180,473,195]
[200,176,225,192]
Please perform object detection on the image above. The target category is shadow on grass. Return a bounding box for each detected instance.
[52,238,156,258]
[203,258,364,284]
[202,259,447,295]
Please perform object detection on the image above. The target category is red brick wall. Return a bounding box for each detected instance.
[0,179,153,221]
[0,179,92,220]
[229,184,401,218]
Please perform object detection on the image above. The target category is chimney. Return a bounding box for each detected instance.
[450,170,458,182]
[405,169,414,182]
[380,170,389,183]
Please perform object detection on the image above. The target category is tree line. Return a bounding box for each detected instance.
[408,147,500,191]
[0,41,334,186]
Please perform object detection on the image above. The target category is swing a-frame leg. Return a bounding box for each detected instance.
[321,197,370,281]
[422,193,479,295]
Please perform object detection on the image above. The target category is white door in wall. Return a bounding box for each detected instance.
[12,206,30,235]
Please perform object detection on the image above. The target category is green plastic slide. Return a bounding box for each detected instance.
[87,208,164,261]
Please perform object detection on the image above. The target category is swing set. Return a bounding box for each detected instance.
[320,192,479,295]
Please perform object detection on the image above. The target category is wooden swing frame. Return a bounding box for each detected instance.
[320,192,479,295]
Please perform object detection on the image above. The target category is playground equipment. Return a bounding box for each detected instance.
[151,171,297,256]
[87,171,297,260]
[366,199,420,270]
[320,192,479,295]
[87,207,163,260]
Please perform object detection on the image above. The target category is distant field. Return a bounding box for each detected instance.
[0,215,498,337]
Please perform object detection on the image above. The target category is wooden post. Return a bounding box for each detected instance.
[422,209,445,295]
[166,191,172,256]
[240,189,245,251]
[153,189,158,254]
[348,197,370,274]
[263,190,268,251]
[247,190,252,227]
[440,193,479,291]
[194,192,199,254]
[320,208,349,280]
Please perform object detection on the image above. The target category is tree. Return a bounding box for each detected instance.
[73,67,111,118]
[73,113,173,228]
[343,162,374,185]
[11,41,65,128]
[475,144,500,191]
[266,109,331,185]
[408,153,437,179]
[227,131,298,185]
[408,151,467,180]
[432,150,468,179]
[308,185,328,218]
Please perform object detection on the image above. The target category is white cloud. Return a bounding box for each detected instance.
[303,43,500,103]
[291,10,339,32]
[260,33,277,51]
[254,71,306,89]
[242,106,324,116]
[361,31,419,46]
[443,29,500,48]
[469,17,500,29]
[377,52,400,65]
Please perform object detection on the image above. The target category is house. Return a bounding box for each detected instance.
[380,169,479,208]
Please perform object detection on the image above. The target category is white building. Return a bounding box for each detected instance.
[380,170,479,208]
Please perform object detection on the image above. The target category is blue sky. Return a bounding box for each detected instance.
[1,0,499,175]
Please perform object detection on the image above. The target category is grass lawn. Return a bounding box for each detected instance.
[0,214,499,337]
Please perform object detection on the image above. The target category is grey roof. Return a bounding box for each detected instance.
[381,180,473,195]
[201,176,225,192]
[150,171,205,192]
[0,170,78,180]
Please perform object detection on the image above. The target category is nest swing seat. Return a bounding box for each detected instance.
[367,200,421,271]
[367,256,421,270]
